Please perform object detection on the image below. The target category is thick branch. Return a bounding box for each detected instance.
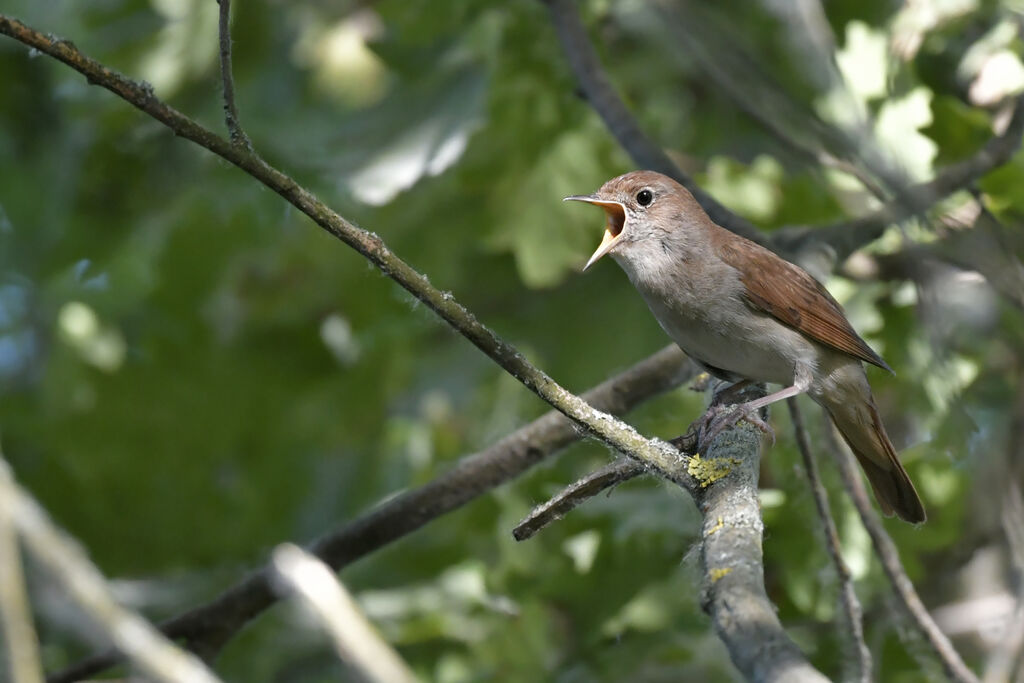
[523,383,829,681]
[693,418,828,682]
[49,346,695,682]
[543,0,764,244]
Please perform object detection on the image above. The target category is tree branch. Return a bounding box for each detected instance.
[49,346,696,682]
[651,0,892,204]
[788,399,870,682]
[543,0,765,244]
[271,544,419,683]
[776,95,1024,262]
[216,0,252,150]
[513,430,700,542]
[513,457,648,541]
[0,460,222,683]
[0,458,44,683]
[691,401,828,682]
[0,13,850,682]
[0,13,695,505]
[525,383,831,682]
[823,413,980,683]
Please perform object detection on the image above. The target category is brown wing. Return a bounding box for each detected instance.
[718,237,892,372]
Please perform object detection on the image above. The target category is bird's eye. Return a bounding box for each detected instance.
[636,189,653,206]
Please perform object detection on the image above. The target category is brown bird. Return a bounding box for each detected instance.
[566,170,925,523]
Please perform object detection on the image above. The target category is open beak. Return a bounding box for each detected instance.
[563,194,626,271]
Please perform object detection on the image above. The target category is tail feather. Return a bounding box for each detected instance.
[825,396,926,524]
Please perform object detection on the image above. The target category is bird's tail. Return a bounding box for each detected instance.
[823,386,926,524]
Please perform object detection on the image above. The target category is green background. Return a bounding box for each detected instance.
[2,0,1023,680]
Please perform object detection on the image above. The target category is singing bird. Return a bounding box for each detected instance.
[566,170,925,523]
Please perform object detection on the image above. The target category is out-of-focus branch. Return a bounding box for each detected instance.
[824,413,981,683]
[271,545,419,683]
[619,1,1023,269]
[650,1,892,203]
[788,400,871,683]
[543,0,765,244]
[778,95,1024,262]
[49,346,696,682]
[983,482,1024,683]
[0,459,43,683]
[216,0,252,149]
[0,461,222,683]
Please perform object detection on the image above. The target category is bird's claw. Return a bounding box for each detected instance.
[694,403,774,450]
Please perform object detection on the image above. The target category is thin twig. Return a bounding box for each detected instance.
[49,346,696,682]
[788,399,871,683]
[0,457,44,683]
[216,0,252,150]
[823,411,980,683]
[514,430,700,541]
[271,544,419,683]
[543,0,765,245]
[513,458,648,541]
[0,460,222,683]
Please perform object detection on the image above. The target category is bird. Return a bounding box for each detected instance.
[565,170,926,523]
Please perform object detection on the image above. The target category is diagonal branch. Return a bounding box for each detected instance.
[50,346,695,682]
[652,1,891,203]
[823,412,980,683]
[271,545,418,683]
[543,0,765,244]
[0,459,222,683]
[513,430,700,542]
[776,95,1024,261]
[513,457,648,541]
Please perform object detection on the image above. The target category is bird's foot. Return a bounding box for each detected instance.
[694,403,774,450]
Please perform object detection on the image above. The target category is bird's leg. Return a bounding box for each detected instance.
[696,369,812,449]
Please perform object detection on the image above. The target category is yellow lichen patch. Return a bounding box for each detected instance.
[687,454,741,488]
[706,516,725,536]
[709,567,732,583]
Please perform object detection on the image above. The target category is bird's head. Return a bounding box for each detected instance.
[564,170,702,271]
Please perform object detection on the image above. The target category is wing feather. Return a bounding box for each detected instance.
[718,240,892,372]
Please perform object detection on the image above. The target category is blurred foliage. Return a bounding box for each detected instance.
[2,0,1024,680]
